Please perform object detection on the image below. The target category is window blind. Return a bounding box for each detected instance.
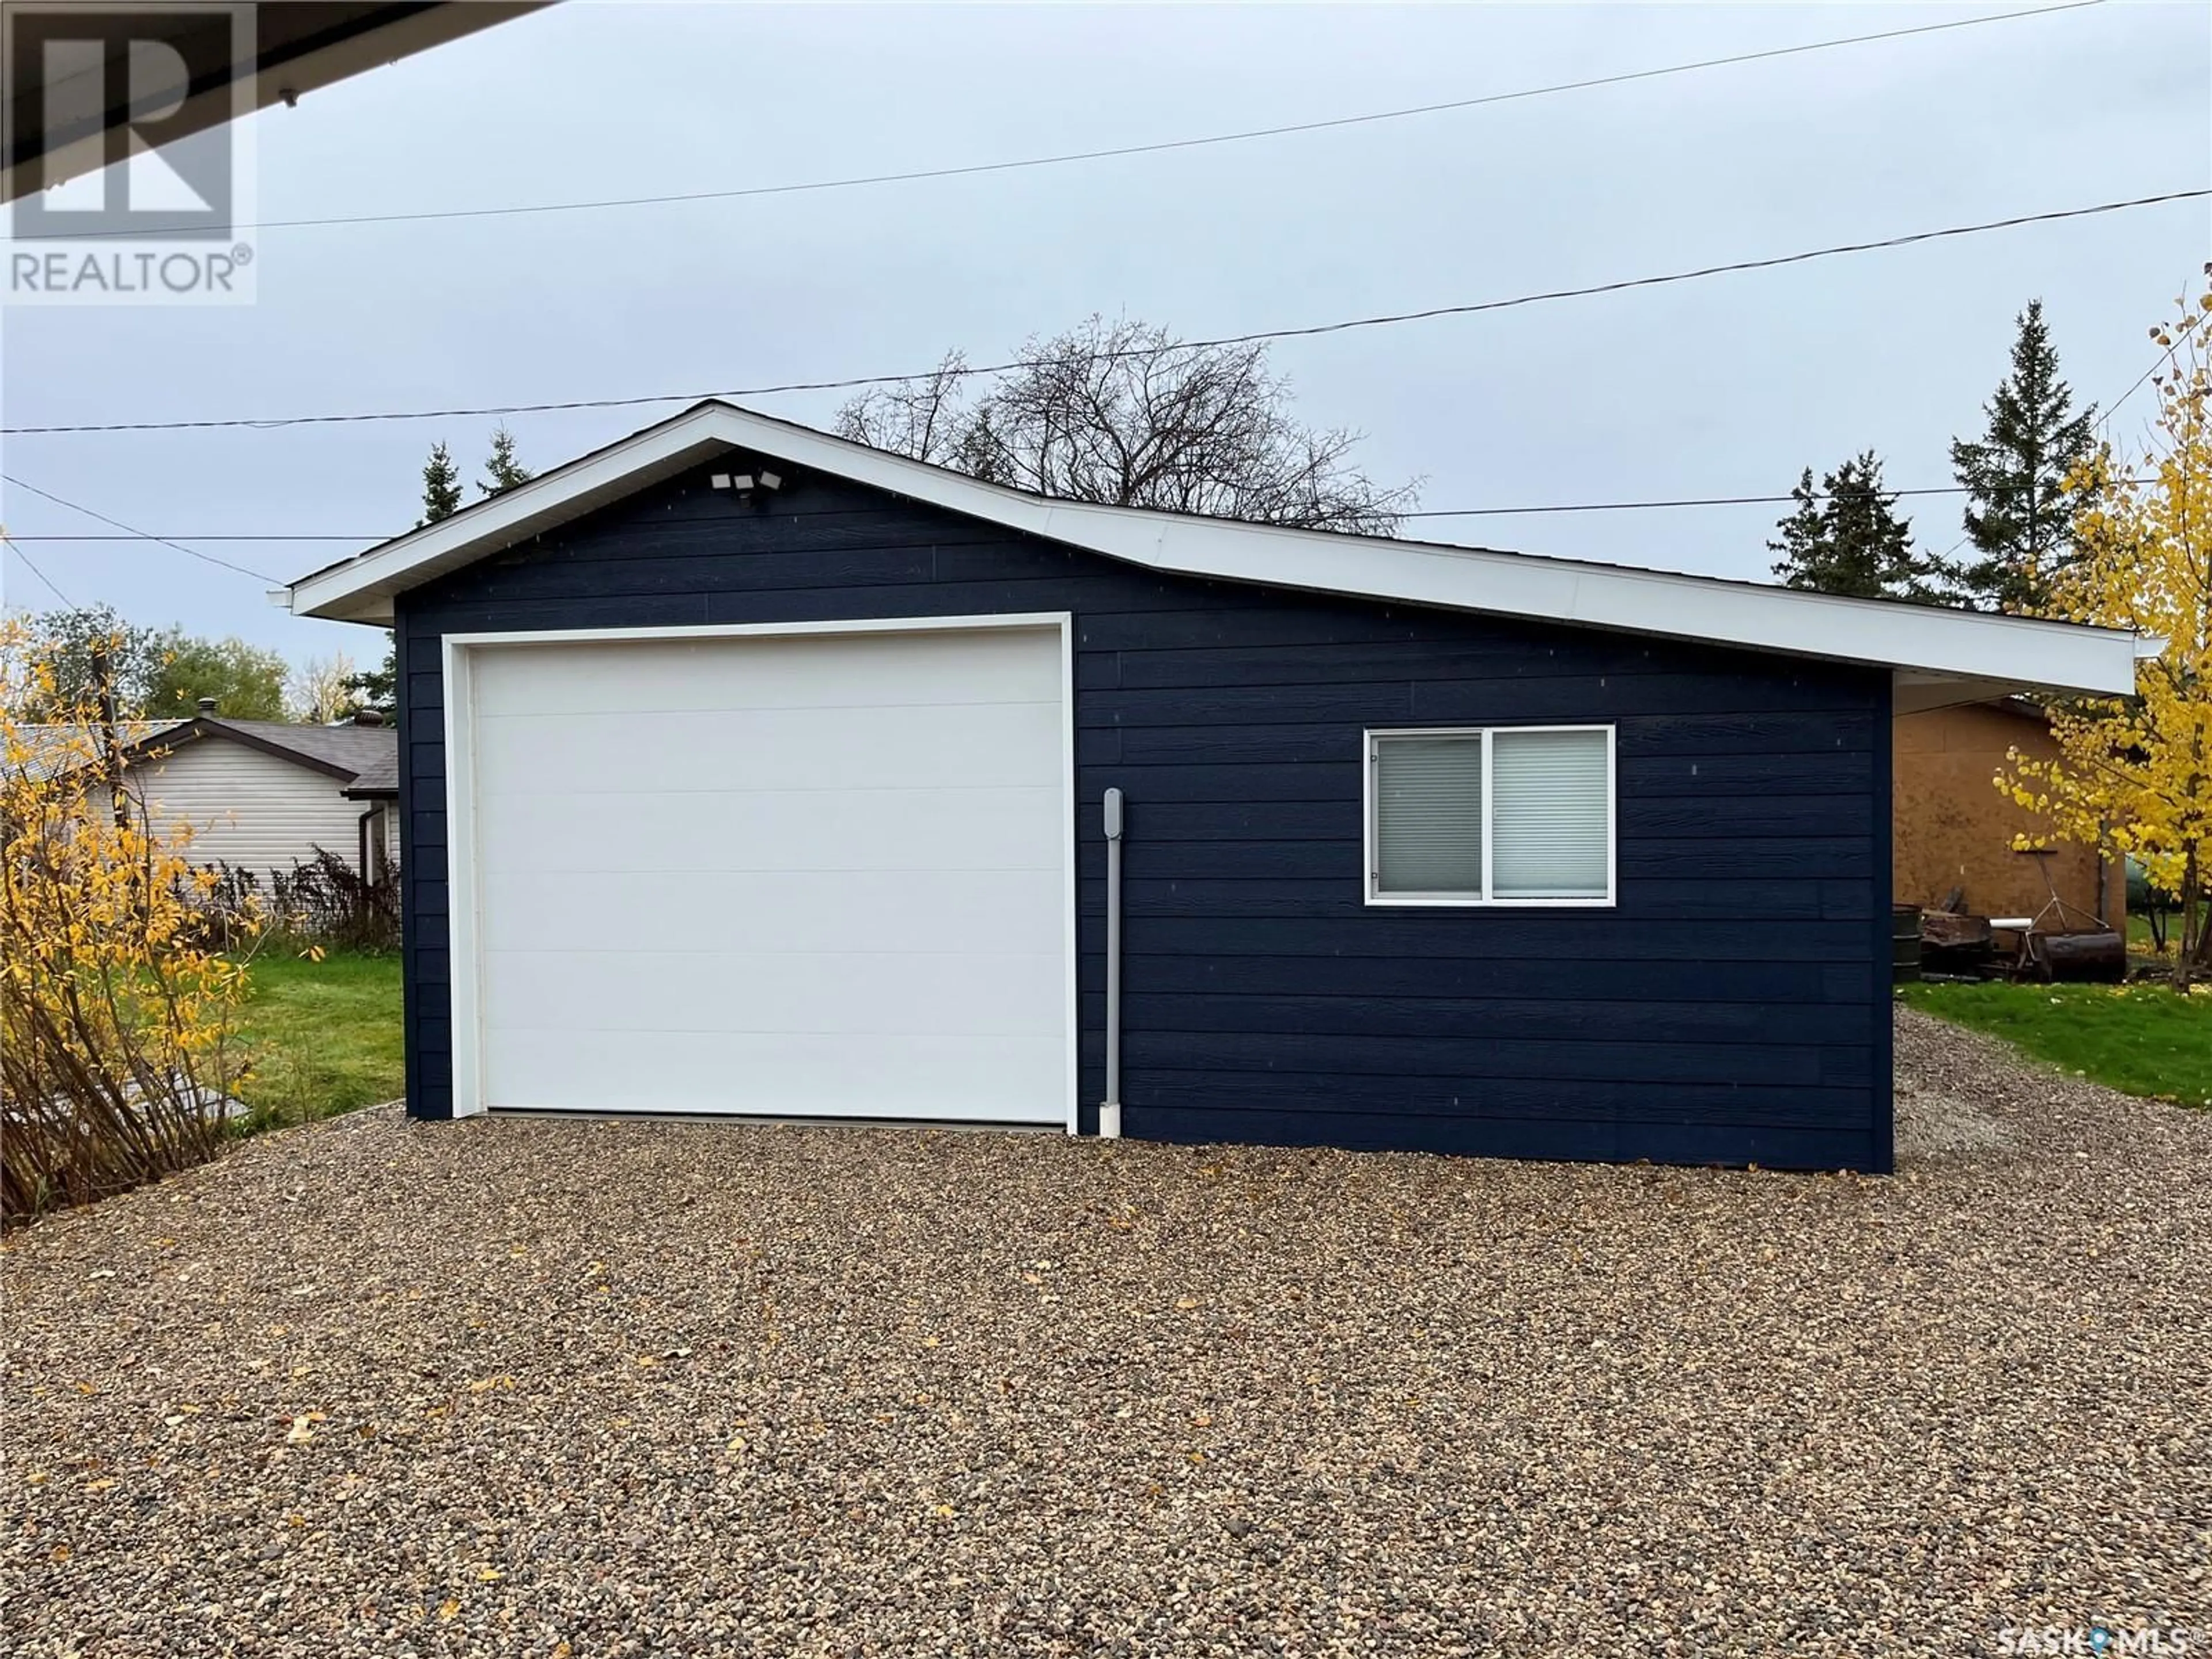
[1489,728,1610,899]
[1374,736,1484,895]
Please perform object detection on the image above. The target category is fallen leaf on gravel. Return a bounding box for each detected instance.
[82,1478,114,1493]
[476,1567,503,1582]
[284,1422,315,1444]
[86,1269,116,1281]
[1175,1297,1199,1309]
[633,1355,661,1368]
[48,1545,69,1562]
[437,1599,459,1622]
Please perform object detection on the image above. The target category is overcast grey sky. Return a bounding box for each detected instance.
[2,1,2207,671]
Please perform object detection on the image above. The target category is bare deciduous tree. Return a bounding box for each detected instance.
[836,317,1418,535]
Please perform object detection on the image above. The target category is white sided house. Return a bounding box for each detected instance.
[116,705,399,882]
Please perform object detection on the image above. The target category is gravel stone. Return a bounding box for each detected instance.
[3,1007,2205,1656]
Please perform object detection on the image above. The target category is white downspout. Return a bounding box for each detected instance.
[1100,786,1125,1139]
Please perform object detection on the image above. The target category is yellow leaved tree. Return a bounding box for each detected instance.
[2002,272,2212,987]
[1,619,260,1221]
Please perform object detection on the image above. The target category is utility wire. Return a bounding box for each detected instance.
[1,530,77,607]
[55,2,2104,241]
[1401,478,2149,519]
[9,188,2205,440]
[2097,344,2175,430]
[0,476,283,584]
[0,477,2157,547]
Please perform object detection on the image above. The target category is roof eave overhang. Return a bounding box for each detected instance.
[5,3,550,203]
[286,402,2147,703]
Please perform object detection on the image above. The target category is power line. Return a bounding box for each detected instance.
[1402,478,2151,518]
[1,531,77,607]
[9,187,2204,441]
[4,535,377,542]
[0,476,283,584]
[2097,344,2175,430]
[0,476,2157,547]
[55,2,2104,242]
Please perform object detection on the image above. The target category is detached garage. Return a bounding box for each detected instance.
[285,400,2142,1171]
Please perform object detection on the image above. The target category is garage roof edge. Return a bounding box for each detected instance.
[284,399,2143,699]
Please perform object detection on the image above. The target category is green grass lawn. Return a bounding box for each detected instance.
[1899,979,2212,1108]
[230,950,404,1125]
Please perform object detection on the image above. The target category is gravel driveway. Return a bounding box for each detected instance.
[4,1009,2206,1657]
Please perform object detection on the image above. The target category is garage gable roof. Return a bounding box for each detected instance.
[283,399,2147,702]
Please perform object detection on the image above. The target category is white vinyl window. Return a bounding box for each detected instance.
[1365,726,1615,906]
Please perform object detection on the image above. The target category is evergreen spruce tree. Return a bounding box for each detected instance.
[420,442,464,525]
[346,635,397,717]
[1948,299,2097,612]
[480,425,534,496]
[1768,468,1834,589]
[1769,450,1950,604]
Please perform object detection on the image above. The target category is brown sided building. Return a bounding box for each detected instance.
[1893,700,2124,925]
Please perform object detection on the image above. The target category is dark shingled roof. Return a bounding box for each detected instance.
[116,717,398,794]
[211,719,395,782]
[339,747,399,798]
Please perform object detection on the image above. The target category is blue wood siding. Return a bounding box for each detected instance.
[396,466,1893,1170]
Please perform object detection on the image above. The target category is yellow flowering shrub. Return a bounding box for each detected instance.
[1,621,259,1222]
[2000,274,2212,988]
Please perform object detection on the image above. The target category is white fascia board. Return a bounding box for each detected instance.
[286,402,2143,697]
[286,406,737,621]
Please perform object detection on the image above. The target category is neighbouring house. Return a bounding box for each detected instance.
[111,704,400,883]
[1893,699,2125,929]
[281,402,2142,1172]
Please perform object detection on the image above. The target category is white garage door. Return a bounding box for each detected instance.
[454,622,1073,1124]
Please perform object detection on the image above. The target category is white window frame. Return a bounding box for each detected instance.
[1362,724,1617,908]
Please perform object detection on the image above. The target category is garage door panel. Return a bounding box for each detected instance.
[463,625,1071,1124]
[478,866,1063,955]
[473,702,1061,797]
[480,948,1066,1037]
[474,784,1062,876]
[470,630,1063,719]
[486,1029,1066,1122]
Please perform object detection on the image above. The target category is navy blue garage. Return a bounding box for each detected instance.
[284,402,2141,1173]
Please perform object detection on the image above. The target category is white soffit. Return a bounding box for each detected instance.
[286,401,2144,698]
